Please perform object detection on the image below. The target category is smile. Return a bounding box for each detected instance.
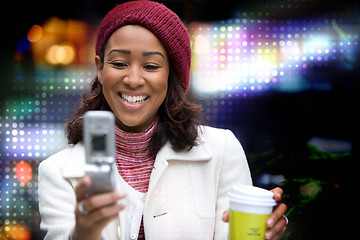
[119,93,149,104]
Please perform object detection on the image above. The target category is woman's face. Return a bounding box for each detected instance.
[96,25,170,132]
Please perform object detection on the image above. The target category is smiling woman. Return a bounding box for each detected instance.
[37,1,287,240]
[65,23,202,156]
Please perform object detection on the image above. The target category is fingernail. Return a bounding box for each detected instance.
[267,218,274,227]
[265,231,272,239]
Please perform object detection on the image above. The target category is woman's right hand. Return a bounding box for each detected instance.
[73,175,126,240]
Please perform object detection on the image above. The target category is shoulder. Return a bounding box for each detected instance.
[38,144,85,177]
[197,125,241,148]
[195,125,246,164]
[197,126,252,186]
[39,146,74,169]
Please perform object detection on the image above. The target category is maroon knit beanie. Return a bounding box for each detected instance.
[95,0,191,92]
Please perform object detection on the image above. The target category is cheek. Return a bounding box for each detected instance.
[102,67,120,84]
[100,69,122,92]
[154,75,168,101]
[157,70,169,91]
[158,74,168,93]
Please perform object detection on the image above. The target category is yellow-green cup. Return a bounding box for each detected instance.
[228,185,277,240]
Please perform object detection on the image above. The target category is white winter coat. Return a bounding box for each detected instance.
[38,126,252,240]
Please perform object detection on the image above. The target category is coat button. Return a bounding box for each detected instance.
[130,234,137,239]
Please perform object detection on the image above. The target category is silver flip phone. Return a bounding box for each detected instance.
[84,111,116,196]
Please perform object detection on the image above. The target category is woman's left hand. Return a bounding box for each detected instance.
[222,187,287,240]
[264,187,287,240]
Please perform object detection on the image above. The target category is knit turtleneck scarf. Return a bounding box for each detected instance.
[114,119,158,193]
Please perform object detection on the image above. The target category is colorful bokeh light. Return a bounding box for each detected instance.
[15,161,33,185]
[189,18,359,94]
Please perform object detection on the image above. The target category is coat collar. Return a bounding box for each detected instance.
[155,126,213,162]
[62,143,86,178]
[62,138,212,178]
[157,141,212,162]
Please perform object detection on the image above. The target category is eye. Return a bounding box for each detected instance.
[143,64,160,70]
[110,62,128,68]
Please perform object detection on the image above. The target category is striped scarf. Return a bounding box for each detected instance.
[115,119,158,193]
[115,119,159,240]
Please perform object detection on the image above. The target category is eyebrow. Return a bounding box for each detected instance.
[108,49,131,56]
[143,51,165,59]
[108,49,165,59]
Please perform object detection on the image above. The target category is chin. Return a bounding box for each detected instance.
[116,116,148,132]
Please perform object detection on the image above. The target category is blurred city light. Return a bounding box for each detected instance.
[45,44,76,65]
[27,25,43,43]
[28,17,94,66]
[15,161,33,185]
[189,18,359,94]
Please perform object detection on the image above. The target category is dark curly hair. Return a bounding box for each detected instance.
[65,64,203,157]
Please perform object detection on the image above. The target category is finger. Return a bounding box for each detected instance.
[91,200,126,221]
[89,207,124,235]
[82,191,126,214]
[74,201,126,239]
[88,191,126,212]
[268,231,284,240]
[266,203,287,228]
[85,200,126,227]
[75,176,92,202]
[265,222,286,240]
[76,194,126,223]
[271,226,286,240]
[270,187,283,201]
[222,210,229,222]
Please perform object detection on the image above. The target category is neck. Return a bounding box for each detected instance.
[114,118,159,157]
[116,116,159,133]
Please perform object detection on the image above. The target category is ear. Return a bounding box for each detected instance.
[95,55,104,84]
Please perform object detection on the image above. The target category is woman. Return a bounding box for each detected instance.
[38,1,287,239]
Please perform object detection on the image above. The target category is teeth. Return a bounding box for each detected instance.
[120,93,148,104]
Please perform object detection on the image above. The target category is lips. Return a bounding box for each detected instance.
[118,92,149,104]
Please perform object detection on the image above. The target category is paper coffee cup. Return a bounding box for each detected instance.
[228,185,277,240]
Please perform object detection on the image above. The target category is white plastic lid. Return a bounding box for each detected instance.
[228,185,277,207]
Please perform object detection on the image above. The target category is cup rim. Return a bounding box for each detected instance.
[228,185,277,207]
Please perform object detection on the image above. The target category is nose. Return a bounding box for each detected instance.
[123,66,145,89]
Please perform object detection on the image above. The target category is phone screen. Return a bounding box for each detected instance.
[91,134,106,155]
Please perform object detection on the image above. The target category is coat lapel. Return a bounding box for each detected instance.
[146,140,213,201]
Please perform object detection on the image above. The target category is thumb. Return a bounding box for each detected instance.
[270,187,283,201]
[75,175,91,202]
[222,210,229,223]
